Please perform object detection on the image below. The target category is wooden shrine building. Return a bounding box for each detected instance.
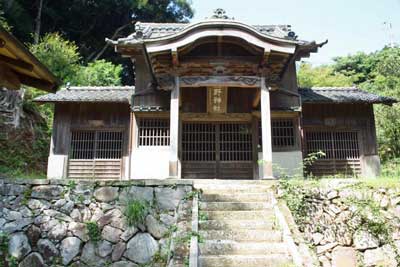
[35,9,396,179]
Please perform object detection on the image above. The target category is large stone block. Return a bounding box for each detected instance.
[124,233,159,264]
[18,252,45,267]
[31,185,63,200]
[60,237,81,265]
[119,186,154,204]
[94,187,119,202]
[353,230,379,250]
[332,246,356,267]
[155,186,190,211]
[8,232,31,260]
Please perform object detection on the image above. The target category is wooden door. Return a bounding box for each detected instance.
[182,122,253,179]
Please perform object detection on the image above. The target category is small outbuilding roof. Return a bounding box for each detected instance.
[34,86,134,103]
[35,86,396,106]
[299,87,396,105]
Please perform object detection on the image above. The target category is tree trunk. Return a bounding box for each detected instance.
[34,0,44,44]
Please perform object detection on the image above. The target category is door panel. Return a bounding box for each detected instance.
[182,122,253,179]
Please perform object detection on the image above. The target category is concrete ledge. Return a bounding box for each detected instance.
[0,178,193,186]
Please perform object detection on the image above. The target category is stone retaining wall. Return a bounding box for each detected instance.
[0,179,194,267]
[279,179,400,267]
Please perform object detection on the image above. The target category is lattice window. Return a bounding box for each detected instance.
[258,119,296,150]
[138,118,170,146]
[304,131,361,176]
[70,130,123,159]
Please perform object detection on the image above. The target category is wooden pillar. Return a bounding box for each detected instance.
[260,77,274,179]
[169,76,180,178]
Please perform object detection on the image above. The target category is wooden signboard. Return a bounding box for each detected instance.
[207,87,227,114]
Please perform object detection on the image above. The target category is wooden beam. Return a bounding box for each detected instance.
[181,113,252,122]
[16,73,55,91]
[171,48,179,66]
[180,76,260,88]
[0,54,34,71]
[0,64,21,90]
[252,88,261,108]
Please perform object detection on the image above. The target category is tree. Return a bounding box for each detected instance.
[297,63,355,87]
[309,47,400,161]
[29,33,81,84]
[0,2,11,30]
[333,52,378,84]
[77,60,122,86]
[29,33,123,86]
[3,0,194,61]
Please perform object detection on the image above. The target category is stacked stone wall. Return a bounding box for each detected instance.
[279,180,400,267]
[0,179,194,267]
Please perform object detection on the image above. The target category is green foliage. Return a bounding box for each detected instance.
[30,33,81,84]
[0,232,16,267]
[300,47,400,162]
[3,0,193,62]
[0,2,10,31]
[29,33,123,86]
[85,221,101,242]
[381,158,400,178]
[76,60,122,86]
[333,47,400,161]
[297,63,355,87]
[344,197,391,243]
[123,199,149,227]
[333,52,379,84]
[0,104,49,178]
[279,179,314,228]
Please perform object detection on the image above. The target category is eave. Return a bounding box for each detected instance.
[0,26,59,92]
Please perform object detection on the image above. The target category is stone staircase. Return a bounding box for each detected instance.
[194,180,295,267]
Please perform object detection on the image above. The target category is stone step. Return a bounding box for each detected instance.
[199,254,293,267]
[193,180,276,186]
[199,220,274,231]
[197,186,273,195]
[202,210,275,221]
[199,240,288,255]
[199,230,282,242]
[200,201,272,211]
[201,193,274,202]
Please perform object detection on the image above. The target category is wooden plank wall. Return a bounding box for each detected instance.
[53,103,131,157]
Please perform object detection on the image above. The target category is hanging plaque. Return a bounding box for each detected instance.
[207,87,227,113]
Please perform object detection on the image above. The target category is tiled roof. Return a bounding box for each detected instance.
[135,22,299,41]
[34,86,134,103]
[299,87,396,105]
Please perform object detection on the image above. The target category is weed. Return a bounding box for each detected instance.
[198,211,208,221]
[85,221,101,242]
[20,187,33,206]
[67,180,77,191]
[123,199,149,227]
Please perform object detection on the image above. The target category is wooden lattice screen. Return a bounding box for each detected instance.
[305,131,361,176]
[220,123,252,161]
[182,123,216,161]
[138,118,170,146]
[68,130,123,178]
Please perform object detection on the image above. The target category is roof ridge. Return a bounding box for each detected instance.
[300,87,359,90]
[62,86,135,90]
